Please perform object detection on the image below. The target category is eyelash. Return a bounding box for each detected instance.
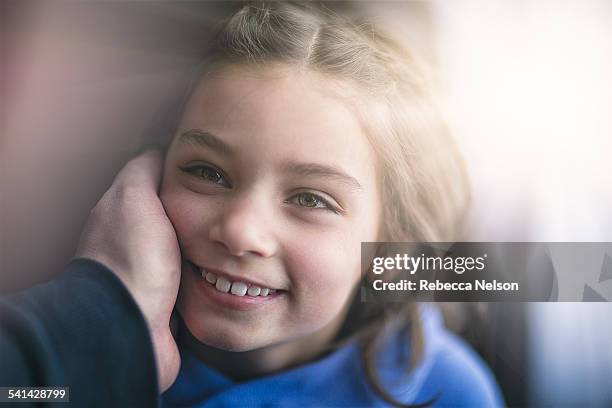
[179,164,231,188]
[286,191,338,214]
[179,164,339,214]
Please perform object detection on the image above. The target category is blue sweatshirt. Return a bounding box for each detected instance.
[162,304,505,407]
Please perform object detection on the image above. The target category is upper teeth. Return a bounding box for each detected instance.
[201,269,278,297]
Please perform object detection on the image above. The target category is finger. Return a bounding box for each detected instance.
[115,149,164,192]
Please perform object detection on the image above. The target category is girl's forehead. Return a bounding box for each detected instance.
[176,66,377,172]
[187,65,352,127]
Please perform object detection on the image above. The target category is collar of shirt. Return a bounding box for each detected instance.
[162,304,443,407]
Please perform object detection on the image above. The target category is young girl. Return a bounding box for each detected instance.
[158,2,504,407]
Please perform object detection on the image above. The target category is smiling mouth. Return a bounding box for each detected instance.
[187,261,287,298]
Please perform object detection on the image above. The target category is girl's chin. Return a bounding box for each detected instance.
[179,313,274,352]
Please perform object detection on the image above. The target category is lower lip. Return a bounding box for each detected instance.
[188,262,286,311]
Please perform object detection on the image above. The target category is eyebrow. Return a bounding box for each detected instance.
[176,129,235,156]
[177,128,363,191]
[282,162,363,191]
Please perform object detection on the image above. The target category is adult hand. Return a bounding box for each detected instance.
[75,149,181,392]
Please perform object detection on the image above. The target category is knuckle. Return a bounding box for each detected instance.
[115,182,146,203]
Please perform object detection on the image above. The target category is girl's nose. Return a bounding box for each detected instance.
[208,196,278,258]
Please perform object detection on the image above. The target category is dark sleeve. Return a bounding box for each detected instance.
[0,258,159,407]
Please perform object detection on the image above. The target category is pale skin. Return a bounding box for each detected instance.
[76,63,383,390]
[75,150,181,391]
[160,64,383,380]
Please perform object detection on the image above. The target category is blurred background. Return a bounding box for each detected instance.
[2,1,611,406]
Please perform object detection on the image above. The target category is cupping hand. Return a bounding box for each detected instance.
[75,149,181,392]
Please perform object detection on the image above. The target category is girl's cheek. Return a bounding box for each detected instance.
[160,186,212,244]
[287,233,361,303]
[288,258,359,331]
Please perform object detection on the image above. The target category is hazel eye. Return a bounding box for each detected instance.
[198,167,222,183]
[297,193,320,207]
[180,164,231,187]
[290,192,337,213]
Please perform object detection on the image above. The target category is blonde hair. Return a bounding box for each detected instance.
[174,2,469,406]
[203,1,469,243]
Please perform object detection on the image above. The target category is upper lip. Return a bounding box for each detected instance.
[192,262,287,291]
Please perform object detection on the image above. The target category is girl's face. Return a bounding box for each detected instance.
[160,65,381,352]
